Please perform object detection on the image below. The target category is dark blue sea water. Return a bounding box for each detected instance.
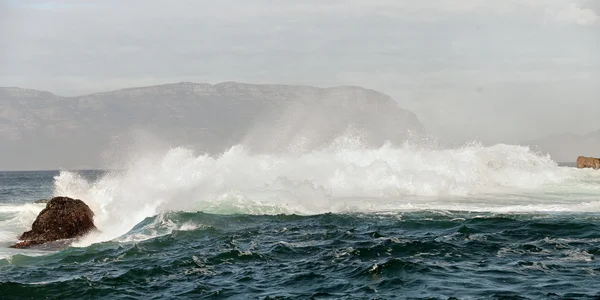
[1,146,600,299]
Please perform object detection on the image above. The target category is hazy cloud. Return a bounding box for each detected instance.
[1,0,599,143]
[553,1,599,25]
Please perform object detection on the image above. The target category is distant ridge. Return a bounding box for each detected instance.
[524,130,600,163]
[2,82,393,99]
[0,82,425,170]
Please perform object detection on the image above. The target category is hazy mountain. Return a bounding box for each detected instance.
[524,130,600,163]
[0,82,425,170]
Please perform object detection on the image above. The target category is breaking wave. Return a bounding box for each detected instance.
[41,138,600,246]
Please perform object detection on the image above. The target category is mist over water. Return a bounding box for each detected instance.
[24,132,596,247]
[2,1,599,296]
[3,134,600,299]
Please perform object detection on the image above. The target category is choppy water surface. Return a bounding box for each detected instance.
[1,143,600,299]
[2,212,600,299]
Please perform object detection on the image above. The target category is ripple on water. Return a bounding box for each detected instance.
[1,212,600,299]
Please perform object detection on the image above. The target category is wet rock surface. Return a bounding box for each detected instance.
[577,156,600,169]
[11,196,97,248]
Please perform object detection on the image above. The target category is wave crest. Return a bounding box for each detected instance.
[52,140,600,246]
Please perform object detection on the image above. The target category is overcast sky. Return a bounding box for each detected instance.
[1,0,599,143]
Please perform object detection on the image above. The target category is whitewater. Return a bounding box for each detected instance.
[2,140,600,252]
[3,139,600,299]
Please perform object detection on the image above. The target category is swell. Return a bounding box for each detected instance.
[3,140,600,251]
[2,212,600,299]
[44,141,600,246]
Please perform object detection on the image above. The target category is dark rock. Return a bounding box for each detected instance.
[11,196,97,249]
[576,156,600,169]
[11,239,75,251]
[10,240,44,248]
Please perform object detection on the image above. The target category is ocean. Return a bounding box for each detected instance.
[1,142,600,299]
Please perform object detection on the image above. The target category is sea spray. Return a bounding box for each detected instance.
[0,204,46,245]
[45,139,600,247]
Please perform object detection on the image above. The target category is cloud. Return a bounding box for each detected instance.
[554,2,599,26]
[0,0,599,143]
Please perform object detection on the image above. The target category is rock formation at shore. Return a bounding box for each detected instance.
[576,156,600,169]
[11,197,97,249]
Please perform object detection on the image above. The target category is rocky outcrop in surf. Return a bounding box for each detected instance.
[576,156,600,169]
[11,196,97,249]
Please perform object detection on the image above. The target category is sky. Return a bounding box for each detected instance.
[1,0,599,143]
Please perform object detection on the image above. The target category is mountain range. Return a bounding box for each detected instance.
[0,82,425,170]
[1,81,596,170]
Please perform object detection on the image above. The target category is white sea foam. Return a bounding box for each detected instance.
[0,204,44,243]
[0,203,46,259]
[0,135,591,252]
[38,138,600,247]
